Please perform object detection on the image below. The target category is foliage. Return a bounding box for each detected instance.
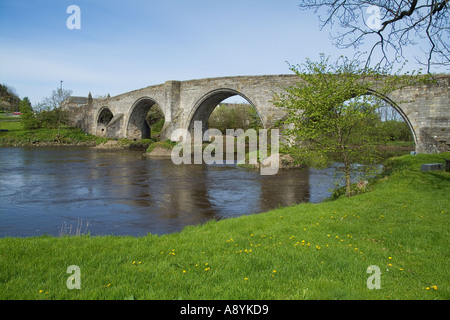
[36,87,73,134]
[37,108,69,130]
[19,97,38,130]
[273,54,428,196]
[0,84,21,112]
[208,103,263,133]
[379,120,413,142]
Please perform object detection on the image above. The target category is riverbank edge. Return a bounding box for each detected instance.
[0,152,448,300]
[0,130,152,150]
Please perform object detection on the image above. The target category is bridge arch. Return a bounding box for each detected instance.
[126,97,165,140]
[188,88,264,134]
[96,107,114,136]
[366,88,418,147]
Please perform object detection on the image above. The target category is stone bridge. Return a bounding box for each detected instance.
[64,74,450,153]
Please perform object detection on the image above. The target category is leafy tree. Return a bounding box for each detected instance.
[273,55,426,196]
[208,103,263,133]
[380,120,414,142]
[298,0,449,72]
[0,84,21,112]
[19,97,39,130]
[37,87,73,136]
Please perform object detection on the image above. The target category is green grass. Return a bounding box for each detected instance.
[0,121,105,146]
[0,152,448,300]
[0,119,23,132]
[0,121,152,148]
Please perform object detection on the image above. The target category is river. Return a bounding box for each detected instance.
[0,147,355,237]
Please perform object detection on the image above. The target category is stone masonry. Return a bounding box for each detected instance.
[63,74,450,154]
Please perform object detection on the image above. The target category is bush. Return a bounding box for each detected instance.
[208,103,263,133]
[19,98,40,130]
[379,120,413,142]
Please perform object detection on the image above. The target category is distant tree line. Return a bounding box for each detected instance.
[207,103,263,133]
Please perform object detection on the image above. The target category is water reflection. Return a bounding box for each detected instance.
[0,147,333,237]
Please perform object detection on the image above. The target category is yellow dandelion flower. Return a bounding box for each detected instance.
[244,277,248,281]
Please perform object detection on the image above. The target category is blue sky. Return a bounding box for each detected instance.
[0,0,436,105]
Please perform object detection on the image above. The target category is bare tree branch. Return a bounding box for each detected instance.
[299,0,450,72]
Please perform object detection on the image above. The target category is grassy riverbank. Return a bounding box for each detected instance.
[0,152,448,300]
[0,119,103,146]
[0,120,152,149]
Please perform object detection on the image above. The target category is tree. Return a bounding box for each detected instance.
[0,84,21,112]
[298,0,449,72]
[19,97,39,130]
[273,55,424,197]
[37,87,73,136]
[208,103,263,133]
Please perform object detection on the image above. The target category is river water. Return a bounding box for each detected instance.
[0,147,343,237]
